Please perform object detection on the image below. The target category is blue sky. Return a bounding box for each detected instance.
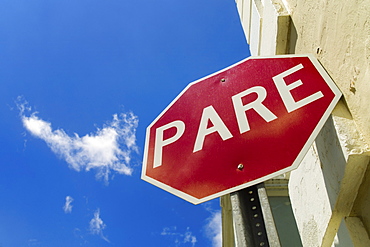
[0,0,249,246]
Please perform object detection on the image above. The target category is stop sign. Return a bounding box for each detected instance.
[142,54,341,204]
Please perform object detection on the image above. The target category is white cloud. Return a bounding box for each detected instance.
[204,211,222,247]
[17,97,139,183]
[27,239,41,246]
[63,196,74,213]
[161,226,197,247]
[89,208,109,242]
[183,230,197,246]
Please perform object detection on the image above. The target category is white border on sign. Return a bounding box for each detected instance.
[141,54,342,205]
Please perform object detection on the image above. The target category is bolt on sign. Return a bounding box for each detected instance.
[142,54,342,204]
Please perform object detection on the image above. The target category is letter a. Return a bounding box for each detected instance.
[193,106,233,153]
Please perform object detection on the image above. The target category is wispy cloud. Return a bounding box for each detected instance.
[27,239,41,246]
[204,211,222,247]
[16,97,139,183]
[89,208,109,242]
[161,226,197,247]
[63,196,74,213]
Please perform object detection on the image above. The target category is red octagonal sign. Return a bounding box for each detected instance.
[142,55,341,204]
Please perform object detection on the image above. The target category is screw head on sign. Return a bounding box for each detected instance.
[237,164,244,170]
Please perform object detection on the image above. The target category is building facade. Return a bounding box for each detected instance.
[222,0,370,246]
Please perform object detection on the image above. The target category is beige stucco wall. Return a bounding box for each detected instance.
[286,0,370,144]
[234,0,370,246]
[286,1,370,245]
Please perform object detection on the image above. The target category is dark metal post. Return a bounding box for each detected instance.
[230,183,281,247]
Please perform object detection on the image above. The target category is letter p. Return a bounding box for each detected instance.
[153,120,185,168]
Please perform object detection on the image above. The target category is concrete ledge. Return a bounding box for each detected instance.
[236,0,290,56]
[345,217,370,247]
[289,109,370,246]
